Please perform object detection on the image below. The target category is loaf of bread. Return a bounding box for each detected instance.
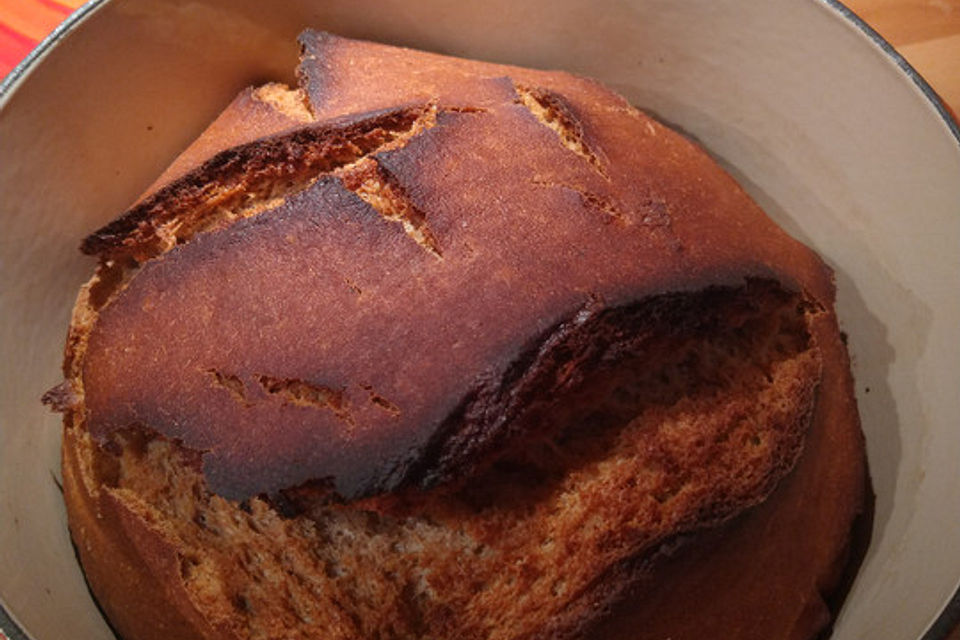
[45,31,868,640]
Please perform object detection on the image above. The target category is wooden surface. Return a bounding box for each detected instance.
[845,0,960,120]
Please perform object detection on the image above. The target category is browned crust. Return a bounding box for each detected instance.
[52,30,868,640]
[134,84,312,205]
[74,42,834,501]
[80,104,432,259]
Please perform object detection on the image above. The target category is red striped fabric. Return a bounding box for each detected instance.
[0,0,82,79]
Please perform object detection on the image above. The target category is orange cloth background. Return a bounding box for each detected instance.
[0,0,85,77]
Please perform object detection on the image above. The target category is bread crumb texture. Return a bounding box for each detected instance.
[83,283,819,640]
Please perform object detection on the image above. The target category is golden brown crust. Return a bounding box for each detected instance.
[138,84,311,205]
[52,31,868,640]
[77,34,833,502]
[79,105,430,259]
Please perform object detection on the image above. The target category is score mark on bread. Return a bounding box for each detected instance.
[47,30,867,640]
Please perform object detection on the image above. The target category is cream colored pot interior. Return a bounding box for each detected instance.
[1,0,958,638]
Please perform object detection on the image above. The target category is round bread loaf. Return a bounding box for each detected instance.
[46,31,868,640]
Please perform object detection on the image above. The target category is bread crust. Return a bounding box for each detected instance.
[52,31,868,640]
[77,32,833,502]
